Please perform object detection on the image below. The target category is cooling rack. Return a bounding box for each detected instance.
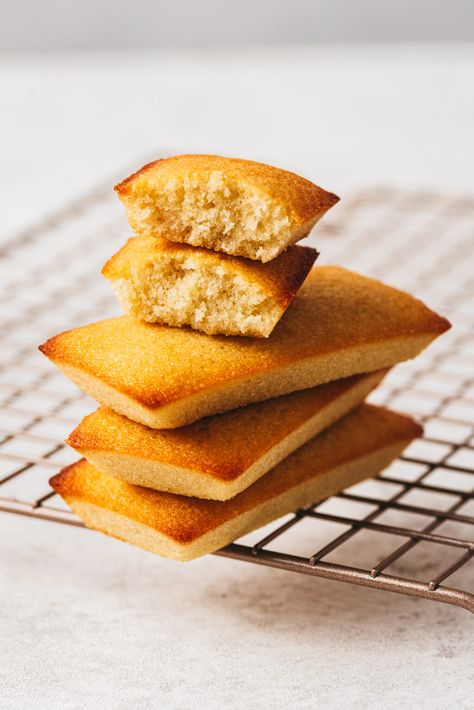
[0,180,473,613]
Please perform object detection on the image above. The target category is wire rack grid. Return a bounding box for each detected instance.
[0,179,473,613]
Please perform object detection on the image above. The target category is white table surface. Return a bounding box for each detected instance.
[1,44,473,709]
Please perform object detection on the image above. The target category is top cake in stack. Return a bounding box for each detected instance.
[42,155,450,562]
[113,154,340,261]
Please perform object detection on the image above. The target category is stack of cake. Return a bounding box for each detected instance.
[41,155,450,561]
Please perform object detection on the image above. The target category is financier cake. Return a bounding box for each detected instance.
[114,154,339,262]
[39,267,450,429]
[102,236,317,337]
[66,371,385,500]
[51,405,422,561]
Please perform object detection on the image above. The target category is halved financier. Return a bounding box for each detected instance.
[114,154,339,262]
[102,236,317,337]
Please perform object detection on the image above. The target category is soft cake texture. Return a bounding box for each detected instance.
[114,154,339,261]
[51,405,422,561]
[102,236,317,337]
[39,267,450,429]
[66,370,385,500]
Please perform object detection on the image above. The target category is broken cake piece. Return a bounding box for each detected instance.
[114,154,339,262]
[102,237,317,337]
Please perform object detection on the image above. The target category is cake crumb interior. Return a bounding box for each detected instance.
[112,252,280,337]
[127,171,293,261]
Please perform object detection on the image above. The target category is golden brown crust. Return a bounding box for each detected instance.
[66,371,385,482]
[114,154,340,224]
[115,158,166,192]
[39,267,451,413]
[51,404,422,545]
[102,236,318,308]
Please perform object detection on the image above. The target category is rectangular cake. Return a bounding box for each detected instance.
[66,371,385,500]
[39,267,450,428]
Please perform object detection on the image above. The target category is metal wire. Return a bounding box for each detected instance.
[0,180,473,612]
